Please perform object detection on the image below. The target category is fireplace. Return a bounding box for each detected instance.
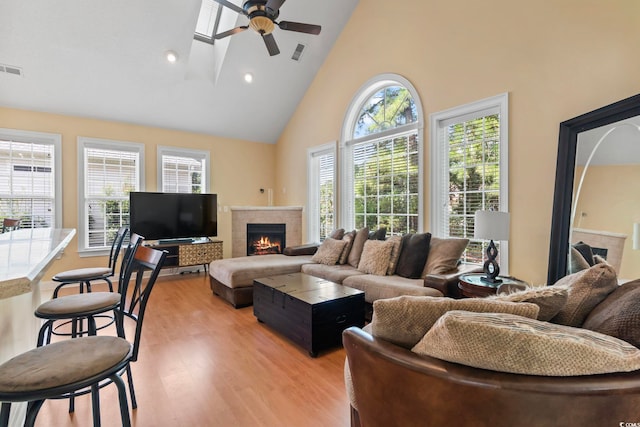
[247,223,286,256]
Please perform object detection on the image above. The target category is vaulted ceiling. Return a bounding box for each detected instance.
[0,0,359,143]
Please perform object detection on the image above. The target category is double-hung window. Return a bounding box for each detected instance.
[78,137,144,254]
[158,146,209,193]
[341,74,423,235]
[307,142,336,242]
[430,93,509,269]
[0,128,62,229]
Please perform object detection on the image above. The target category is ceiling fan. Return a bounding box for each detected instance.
[213,0,322,56]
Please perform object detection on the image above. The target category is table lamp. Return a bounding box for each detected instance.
[474,210,510,284]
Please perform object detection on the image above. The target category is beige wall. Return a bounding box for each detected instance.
[574,164,640,280]
[275,0,640,285]
[0,107,277,278]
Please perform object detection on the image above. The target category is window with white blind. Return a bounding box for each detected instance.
[78,137,144,254]
[430,93,509,269]
[307,142,336,242]
[158,146,209,193]
[341,74,423,235]
[0,129,62,229]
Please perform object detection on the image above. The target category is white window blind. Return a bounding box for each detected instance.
[0,139,56,228]
[79,138,143,253]
[158,147,209,194]
[430,93,509,269]
[307,143,336,242]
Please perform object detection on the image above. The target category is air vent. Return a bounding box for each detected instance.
[0,63,23,77]
[291,44,305,62]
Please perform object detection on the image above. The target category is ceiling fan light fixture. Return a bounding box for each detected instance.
[250,16,275,34]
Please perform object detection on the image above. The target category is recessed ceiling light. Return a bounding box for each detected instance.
[165,51,178,63]
[244,73,253,83]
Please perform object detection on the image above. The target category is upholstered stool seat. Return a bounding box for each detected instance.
[0,336,133,426]
[35,292,121,345]
[53,267,113,282]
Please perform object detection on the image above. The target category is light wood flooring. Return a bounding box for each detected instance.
[35,273,351,427]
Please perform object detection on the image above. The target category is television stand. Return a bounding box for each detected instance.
[150,238,223,272]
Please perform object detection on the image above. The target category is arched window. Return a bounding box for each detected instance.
[340,74,423,235]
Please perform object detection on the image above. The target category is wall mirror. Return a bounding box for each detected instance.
[548,93,640,284]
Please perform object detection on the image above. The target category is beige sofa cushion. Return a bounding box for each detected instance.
[550,263,618,327]
[369,295,539,348]
[490,286,568,321]
[343,275,443,305]
[422,237,469,275]
[386,235,403,275]
[414,311,640,376]
[209,254,313,288]
[358,240,394,276]
[338,230,356,264]
[311,237,348,265]
[301,263,364,284]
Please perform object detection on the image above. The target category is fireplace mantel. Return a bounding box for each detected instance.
[231,206,303,257]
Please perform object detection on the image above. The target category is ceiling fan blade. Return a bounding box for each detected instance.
[265,0,286,14]
[214,26,249,39]
[278,21,321,35]
[262,33,280,56]
[213,0,245,15]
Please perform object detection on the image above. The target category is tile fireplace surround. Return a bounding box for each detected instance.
[230,206,303,258]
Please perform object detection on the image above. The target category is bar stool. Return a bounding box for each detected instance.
[1,218,20,233]
[0,243,167,426]
[51,226,129,297]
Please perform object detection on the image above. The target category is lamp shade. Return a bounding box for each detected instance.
[474,210,510,241]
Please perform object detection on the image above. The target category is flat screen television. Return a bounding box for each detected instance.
[129,192,218,241]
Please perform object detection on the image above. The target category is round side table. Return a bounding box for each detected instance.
[458,273,528,298]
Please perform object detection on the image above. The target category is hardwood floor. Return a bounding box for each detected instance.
[35,274,351,427]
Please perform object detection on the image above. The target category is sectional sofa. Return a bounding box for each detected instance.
[208,227,479,309]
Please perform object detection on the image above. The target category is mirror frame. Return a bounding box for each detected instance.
[548,93,640,284]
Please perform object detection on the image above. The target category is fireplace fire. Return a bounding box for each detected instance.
[247,223,286,256]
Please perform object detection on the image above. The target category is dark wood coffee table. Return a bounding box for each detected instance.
[253,273,365,357]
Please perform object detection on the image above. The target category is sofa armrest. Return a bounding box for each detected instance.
[424,263,483,298]
[283,243,319,256]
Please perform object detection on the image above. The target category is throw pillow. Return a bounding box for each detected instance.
[338,230,356,265]
[490,286,568,321]
[573,241,595,266]
[368,227,387,241]
[348,227,370,268]
[311,238,348,265]
[370,295,539,349]
[583,279,640,348]
[550,263,618,327]
[413,311,640,376]
[385,235,403,275]
[568,246,591,274]
[357,240,394,276]
[329,228,345,240]
[422,237,469,276]
[395,233,432,279]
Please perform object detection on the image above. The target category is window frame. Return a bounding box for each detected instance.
[429,92,509,272]
[307,141,337,242]
[157,146,210,194]
[340,73,424,233]
[78,137,145,256]
[0,128,63,229]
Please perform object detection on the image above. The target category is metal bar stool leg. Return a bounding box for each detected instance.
[125,365,137,409]
[24,400,45,427]
[0,402,10,427]
[91,383,101,427]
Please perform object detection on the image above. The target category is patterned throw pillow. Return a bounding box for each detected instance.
[338,230,356,265]
[357,240,394,276]
[413,311,640,376]
[385,235,403,275]
[490,286,568,321]
[311,238,348,265]
[348,227,370,268]
[550,263,618,327]
[370,295,539,348]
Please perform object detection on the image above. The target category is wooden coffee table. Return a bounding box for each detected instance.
[253,273,365,357]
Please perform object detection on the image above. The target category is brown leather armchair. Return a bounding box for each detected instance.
[343,327,640,427]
